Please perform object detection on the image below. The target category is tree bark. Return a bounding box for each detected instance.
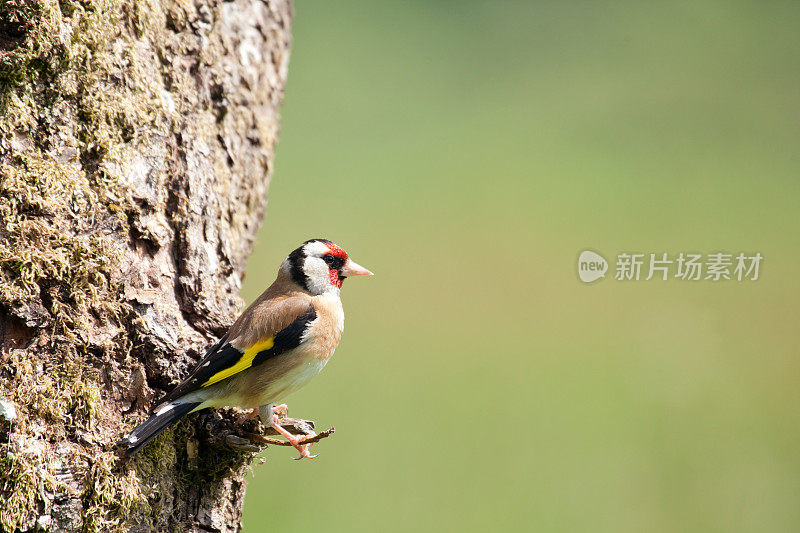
[0,0,292,531]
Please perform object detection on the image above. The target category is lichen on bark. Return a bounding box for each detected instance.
[0,0,292,531]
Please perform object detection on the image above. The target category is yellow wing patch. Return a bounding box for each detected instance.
[201,337,275,387]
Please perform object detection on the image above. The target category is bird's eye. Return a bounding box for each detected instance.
[323,255,335,266]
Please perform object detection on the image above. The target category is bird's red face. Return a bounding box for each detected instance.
[322,243,349,288]
[288,239,373,295]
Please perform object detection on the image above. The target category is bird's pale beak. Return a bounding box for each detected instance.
[341,259,374,277]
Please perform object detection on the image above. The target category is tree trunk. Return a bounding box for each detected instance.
[0,0,292,531]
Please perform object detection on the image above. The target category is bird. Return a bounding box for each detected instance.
[120,239,373,459]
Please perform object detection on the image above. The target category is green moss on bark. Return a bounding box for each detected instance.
[0,0,150,333]
[1,0,292,528]
[0,350,105,531]
[0,0,161,529]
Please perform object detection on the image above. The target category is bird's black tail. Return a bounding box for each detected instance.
[119,401,201,457]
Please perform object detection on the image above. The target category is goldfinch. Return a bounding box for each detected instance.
[120,239,373,459]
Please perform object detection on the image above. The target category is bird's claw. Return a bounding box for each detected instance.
[271,404,289,418]
[293,451,318,460]
[263,403,319,460]
[286,434,318,460]
[234,408,261,429]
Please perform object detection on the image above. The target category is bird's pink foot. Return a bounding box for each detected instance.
[234,408,260,427]
[268,404,317,459]
[282,431,317,460]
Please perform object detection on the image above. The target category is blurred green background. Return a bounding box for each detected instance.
[241,1,800,531]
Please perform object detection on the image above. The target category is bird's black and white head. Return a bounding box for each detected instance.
[284,239,373,295]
